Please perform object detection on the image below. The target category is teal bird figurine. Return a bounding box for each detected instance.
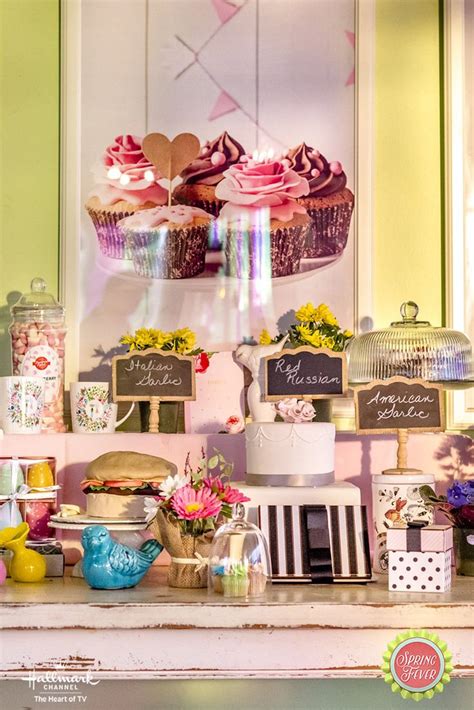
[81,525,163,589]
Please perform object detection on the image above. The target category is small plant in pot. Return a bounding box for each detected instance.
[420,480,474,576]
[119,327,210,432]
[144,449,249,588]
[258,302,353,421]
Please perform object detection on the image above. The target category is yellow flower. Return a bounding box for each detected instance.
[296,326,322,348]
[259,329,273,345]
[173,327,197,353]
[323,336,335,350]
[295,302,318,323]
[343,329,353,338]
[314,303,338,327]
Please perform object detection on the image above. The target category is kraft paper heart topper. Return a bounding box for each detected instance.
[142,132,201,206]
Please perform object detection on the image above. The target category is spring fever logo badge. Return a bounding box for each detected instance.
[381,630,453,701]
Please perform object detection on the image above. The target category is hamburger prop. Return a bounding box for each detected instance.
[81,451,177,520]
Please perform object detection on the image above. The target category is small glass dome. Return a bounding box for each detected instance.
[348,301,473,384]
[10,278,65,324]
[209,504,271,598]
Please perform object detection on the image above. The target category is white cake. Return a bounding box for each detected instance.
[245,422,336,487]
[86,493,147,520]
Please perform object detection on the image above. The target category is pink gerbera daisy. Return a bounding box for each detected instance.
[171,484,222,521]
[221,486,250,505]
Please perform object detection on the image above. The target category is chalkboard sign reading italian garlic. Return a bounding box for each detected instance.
[264,347,348,400]
[112,349,196,433]
[354,377,444,434]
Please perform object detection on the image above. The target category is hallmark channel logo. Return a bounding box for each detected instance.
[21,663,100,704]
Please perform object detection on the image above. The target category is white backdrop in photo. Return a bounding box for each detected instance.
[78,0,356,378]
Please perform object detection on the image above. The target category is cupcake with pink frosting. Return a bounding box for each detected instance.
[215,154,311,278]
[86,134,168,259]
[173,132,246,220]
[118,205,214,279]
[284,143,354,258]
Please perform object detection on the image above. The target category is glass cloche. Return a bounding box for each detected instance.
[208,504,271,598]
[347,301,473,384]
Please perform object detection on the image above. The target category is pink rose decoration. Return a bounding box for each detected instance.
[224,415,245,434]
[90,134,168,206]
[275,398,315,423]
[215,159,309,208]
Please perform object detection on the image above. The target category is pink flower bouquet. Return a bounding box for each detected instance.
[146,449,249,588]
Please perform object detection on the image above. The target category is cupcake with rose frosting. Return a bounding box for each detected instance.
[118,205,214,279]
[86,134,168,259]
[215,155,311,278]
[173,132,246,220]
[284,143,354,258]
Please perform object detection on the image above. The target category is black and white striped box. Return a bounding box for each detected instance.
[258,505,372,583]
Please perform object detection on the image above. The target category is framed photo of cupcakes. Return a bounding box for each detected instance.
[61,0,374,431]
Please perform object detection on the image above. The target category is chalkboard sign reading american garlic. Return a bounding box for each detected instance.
[354,377,444,434]
[112,349,196,402]
[264,347,348,400]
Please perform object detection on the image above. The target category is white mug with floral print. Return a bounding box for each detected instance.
[0,376,45,434]
[70,382,133,434]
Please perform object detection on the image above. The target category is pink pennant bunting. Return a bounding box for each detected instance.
[208,90,239,121]
[212,0,239,25]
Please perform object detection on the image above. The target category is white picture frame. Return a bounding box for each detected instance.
[444,0,474,430]
[59,0,376,431]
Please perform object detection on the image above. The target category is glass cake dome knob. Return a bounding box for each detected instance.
[208,503,272,598]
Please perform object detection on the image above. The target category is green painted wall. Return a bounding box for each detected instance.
[0,0,60,375]
[374,0,443,327]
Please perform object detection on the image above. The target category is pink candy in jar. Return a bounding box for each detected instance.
[9,279,67,433]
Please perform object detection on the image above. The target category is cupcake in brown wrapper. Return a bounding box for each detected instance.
[172,183,224,218]
[86,134,168,259]
[173,132,246,249]
[284,143,354,258]
[301,188,354,258]
[118,205,214,280]
[224,212,311,279]
[86,198,157,260]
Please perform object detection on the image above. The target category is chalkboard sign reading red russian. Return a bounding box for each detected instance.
[354,377,444,434]
[264,347,348,400]
[112,349,196,402]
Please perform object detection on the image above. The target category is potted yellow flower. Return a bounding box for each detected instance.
[259,302,353,421]
[120,327,209,433]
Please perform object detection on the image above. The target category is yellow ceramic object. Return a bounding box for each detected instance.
[2,522,46,582]
[27,462,54,489]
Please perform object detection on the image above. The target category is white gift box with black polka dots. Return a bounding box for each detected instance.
[388,550,452,592]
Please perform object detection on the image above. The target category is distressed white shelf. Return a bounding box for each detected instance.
[1,569,472,679]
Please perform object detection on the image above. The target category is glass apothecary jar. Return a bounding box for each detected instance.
[208,504,271,598]
[9,278,67,432]
[347,301,473,383]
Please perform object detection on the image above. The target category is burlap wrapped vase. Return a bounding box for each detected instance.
[149,509,214,588]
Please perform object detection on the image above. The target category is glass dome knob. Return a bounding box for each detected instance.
[232,503,246,520]
[30,277,46,293]
[400,301,419,322]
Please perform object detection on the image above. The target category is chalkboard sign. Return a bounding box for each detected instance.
[264,347,348,400]
[354,377,445,434]
[112,349,196,402]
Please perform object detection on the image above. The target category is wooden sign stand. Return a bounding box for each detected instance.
[149,397,160,433]
[112,348,196,434]
[382,428,422,475]
[353,376,445,475]
[264,346,348,401]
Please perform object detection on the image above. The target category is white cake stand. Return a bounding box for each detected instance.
[48,517,149,578]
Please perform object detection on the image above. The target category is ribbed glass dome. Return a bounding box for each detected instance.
[348,301,473,384]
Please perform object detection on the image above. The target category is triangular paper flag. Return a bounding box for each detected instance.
[209,91,239,121]
[212,0,239,24]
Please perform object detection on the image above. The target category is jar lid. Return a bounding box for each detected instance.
[11,278,65,320]
[348,301,473,383]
